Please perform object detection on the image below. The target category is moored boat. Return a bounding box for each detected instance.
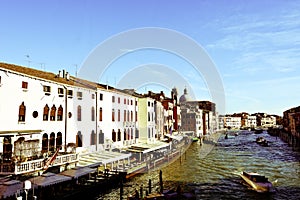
[239,171,275,192]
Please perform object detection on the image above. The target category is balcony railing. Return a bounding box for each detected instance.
[0,153,79,175]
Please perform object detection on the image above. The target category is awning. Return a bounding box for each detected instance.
[77,151,131,167]
[28,172,72,188]
[127,141,170,154]
[60,167,95,179]
[0,180,22,199]
[0,129,43,136]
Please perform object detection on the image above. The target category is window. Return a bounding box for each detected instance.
[118,109,120,122]
[91,130,96,145]
[99,93,103,100]
[112,109,115,121]
[43,104,49,121]
[67,90,73,98]
[117,129,121,141]
[77,106,82,121]
[131,111,133,122]
[131,100,133,105]
[43,85,51,95]
[32,111,38,118]
[112,129,116,142]
[49,132,55,152]
[91,107,95,121]
[124,98,126,104]
[99,107,103,121]
[91,94,95,99]
[77,92,83,100]
[136,111,138,122]
[50,105,56,121]
[76,131,82,147]
[56,132,62,150]
[57,105,63,121]
[124,110,126,122]
[118,97,120,104]
[148,112,150,122]
[99,130,104,144]
[18,102,26,122]
[0,76,1,84]
[148,102,150,107]
[112,96,115,103]
[58,88,64,97]
[22,81,28,89]
[42,133,48,153]
[124,130,127,141]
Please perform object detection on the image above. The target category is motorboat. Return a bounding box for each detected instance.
[239,171,275,192]
[256,137,268,146]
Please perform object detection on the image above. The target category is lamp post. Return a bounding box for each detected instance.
[24,180,31,200]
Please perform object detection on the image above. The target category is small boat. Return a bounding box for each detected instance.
[192,137,199,142]
[239,171,275,192]
[256,137,268,146]
[254,128,263,134]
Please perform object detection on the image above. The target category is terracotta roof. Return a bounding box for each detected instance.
[0,62,107,90]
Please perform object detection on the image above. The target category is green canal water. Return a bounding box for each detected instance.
[97,130,300,200]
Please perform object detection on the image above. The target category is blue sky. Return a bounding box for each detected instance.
[1,0,300,115]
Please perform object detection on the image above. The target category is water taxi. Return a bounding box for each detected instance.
[239,171,275,192]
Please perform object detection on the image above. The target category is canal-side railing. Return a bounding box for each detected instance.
[0,153,79,175]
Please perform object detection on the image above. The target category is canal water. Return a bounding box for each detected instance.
[97,130,300,200]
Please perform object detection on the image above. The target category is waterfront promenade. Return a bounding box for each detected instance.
[0,132,193,199]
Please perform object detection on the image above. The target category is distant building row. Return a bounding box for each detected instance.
[219,112,280,129]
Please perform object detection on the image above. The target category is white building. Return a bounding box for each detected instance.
[261,115,276,128]
[224,116,241,129]
[247,115,257,128]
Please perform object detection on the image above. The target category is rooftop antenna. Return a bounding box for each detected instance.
[25,55,31,67]
[74,64,78,77]
[39,63,45,71]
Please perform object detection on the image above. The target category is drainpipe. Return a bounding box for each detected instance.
[63,85,68,153]
[95,91,98,151]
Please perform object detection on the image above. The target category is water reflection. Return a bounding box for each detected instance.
[98,130,300,200]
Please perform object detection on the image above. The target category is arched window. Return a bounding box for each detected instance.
[77,105,81,121]
[91,107,95,121]
[76,131,82,147]
[112,109,115,121]
[91,130,96,145]
[18,102,26,122]
[57,105,63,121]
[148,112,150,122]
[112,129,116,142]
[124,130,127,141]
[98,130,104,144]
[50,105,56,121]
[43,104,49,121]
[56,132,62,150]
[131,111,133,122]
[124,110,126,122]
[118,109,120,121]
[117,129,121,141]
[99,107,103,121]
[42,133,48,153]
[49,132,55,152]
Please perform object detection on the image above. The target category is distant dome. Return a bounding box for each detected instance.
[179,88,192,103]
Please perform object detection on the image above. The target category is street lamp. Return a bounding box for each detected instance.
[24,180,31,200]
